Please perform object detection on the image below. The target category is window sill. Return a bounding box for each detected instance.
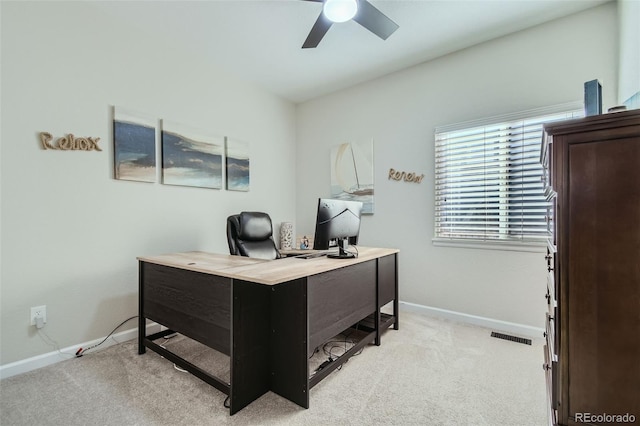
[432,238,547,253]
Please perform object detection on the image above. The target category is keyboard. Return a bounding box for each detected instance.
[295,252,328,259]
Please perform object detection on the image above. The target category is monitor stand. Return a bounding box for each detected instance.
[328,239,355,259]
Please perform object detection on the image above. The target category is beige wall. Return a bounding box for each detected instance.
[0,2,297,365]
[618,0,640,105]
[0,1,625,370]
[295,3,619,330]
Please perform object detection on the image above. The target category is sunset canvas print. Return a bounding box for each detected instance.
[161,121,224,189]
[113,107,156,182]
[225,137,250,192]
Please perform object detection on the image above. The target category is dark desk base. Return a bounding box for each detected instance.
[138,253,398,415]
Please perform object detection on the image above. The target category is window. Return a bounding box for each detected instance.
[434,103,583,249]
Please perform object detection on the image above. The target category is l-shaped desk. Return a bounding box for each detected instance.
[137,247,399,415]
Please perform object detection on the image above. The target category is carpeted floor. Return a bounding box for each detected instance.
[0,311,546,425]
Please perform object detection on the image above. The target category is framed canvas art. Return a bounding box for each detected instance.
[225,137,250,192]
[161,120,224,189]
[113,107,157,182]
[330,139,374,214]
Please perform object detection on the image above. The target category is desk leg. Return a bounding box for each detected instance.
[269,279,309,409]
[374,254,400,345]
[394,253,399,331]
[229,280,271,415]
[138,261,146,355]
[375,307,381,346]
[375,259,382,346]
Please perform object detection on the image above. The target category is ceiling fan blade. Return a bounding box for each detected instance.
[302,12,333,49]
[353,0,399,40]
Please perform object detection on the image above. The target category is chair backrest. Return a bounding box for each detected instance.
[227,212,281,260]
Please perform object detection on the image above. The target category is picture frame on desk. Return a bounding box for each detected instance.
[297,235,314,250]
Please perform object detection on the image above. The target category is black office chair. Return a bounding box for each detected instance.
[227,212,281,260]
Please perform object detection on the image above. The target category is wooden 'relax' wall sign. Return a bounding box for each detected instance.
[388,168,424,183]
[40,132,102,151]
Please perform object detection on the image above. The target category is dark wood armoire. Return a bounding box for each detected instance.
[541,109,640,426]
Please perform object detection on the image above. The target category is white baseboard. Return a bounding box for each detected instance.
[0,322,161,380]
[2,304,543,380]
[399,301,545,339]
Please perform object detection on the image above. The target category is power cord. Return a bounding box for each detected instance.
[313,328,364,375]
[75,315,138,357]
[160,336,229,411]
[309,346,320,359]
[37,328,76,359]
[158,333,190,373]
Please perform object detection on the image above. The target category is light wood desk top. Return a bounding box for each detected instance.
[138,246,399,285]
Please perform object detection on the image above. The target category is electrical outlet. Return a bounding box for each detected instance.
[30,305,47,326]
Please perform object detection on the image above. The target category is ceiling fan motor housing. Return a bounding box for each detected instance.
[302,0,399,49]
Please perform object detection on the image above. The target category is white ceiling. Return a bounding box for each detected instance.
[97,0,610,103]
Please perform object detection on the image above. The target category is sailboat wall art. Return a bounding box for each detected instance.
[330,139,374,214]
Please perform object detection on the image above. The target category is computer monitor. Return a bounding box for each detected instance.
[312,198,363,259]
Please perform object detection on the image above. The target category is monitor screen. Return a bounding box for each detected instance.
[312,198,363,258]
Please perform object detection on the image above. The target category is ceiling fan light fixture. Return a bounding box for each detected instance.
[323,0,358,23]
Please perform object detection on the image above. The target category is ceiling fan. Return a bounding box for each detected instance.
[302,0,399,49]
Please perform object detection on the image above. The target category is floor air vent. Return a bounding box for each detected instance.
[490,332,532,345]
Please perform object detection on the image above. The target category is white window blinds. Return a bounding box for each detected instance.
[434,103,583,244]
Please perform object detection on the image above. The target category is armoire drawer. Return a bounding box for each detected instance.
[546,271,556,310]
[545,312,556,357]
[543,344,557,426]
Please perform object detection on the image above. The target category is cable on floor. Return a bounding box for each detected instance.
[75,315,138,357]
